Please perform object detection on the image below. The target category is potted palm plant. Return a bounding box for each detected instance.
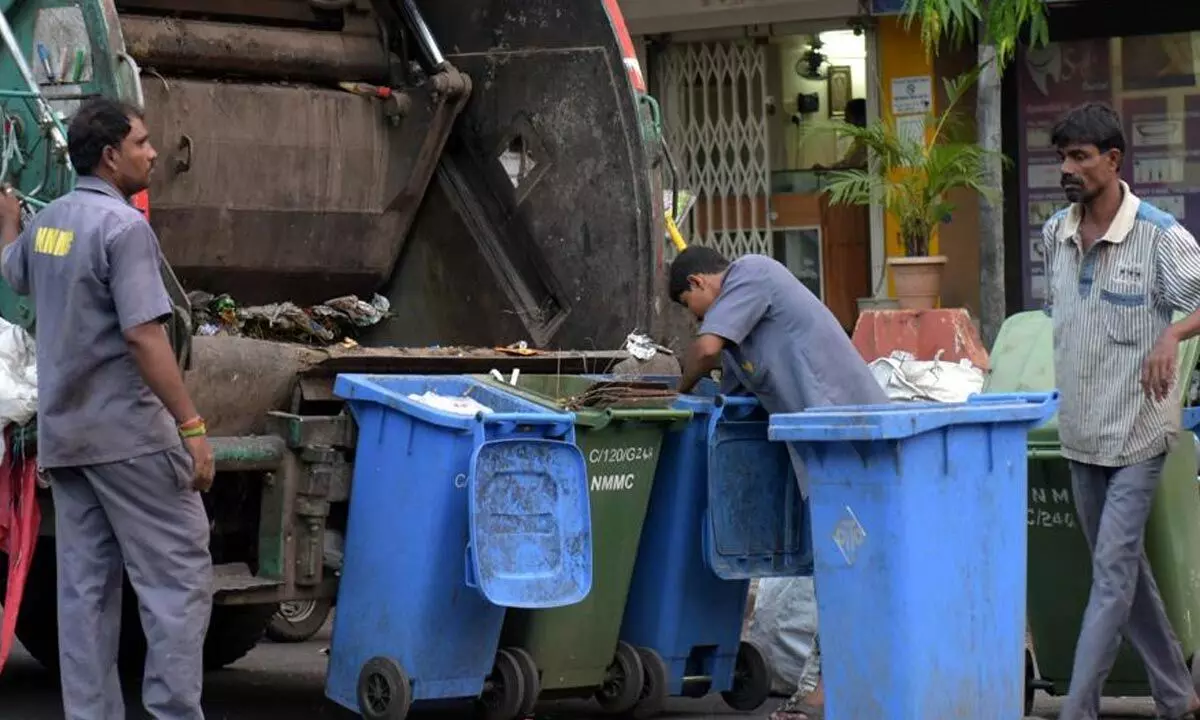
[809,70,1006,309]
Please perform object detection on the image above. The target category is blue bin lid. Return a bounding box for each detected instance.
[769,391,1060,443]
[334,374,574,430]
[1185,406,1200,433]
[467,437,593,608]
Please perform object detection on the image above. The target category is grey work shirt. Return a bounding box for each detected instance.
[1,176,180,468]
[701,255,889,492]
[1043,182,1200,467]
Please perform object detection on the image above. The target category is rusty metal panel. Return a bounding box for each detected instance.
[121,15,391,83]
[367,0,658,350]
[114,0,329,25]
[142,76,461,304]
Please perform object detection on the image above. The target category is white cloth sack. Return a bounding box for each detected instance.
[868,350,984,404]
[743,576,820,696]
[0,317,37,464]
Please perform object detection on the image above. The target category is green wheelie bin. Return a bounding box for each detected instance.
[480,375,692,715]
[986,310,1200,714]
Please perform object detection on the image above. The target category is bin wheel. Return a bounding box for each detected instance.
[357,656,412,720]
[594,640,646,714]
[1024,648,1035,717]
[630,646,670,719]
[504,646,541,717]
[477,648,526,720]
[721,641,771,712]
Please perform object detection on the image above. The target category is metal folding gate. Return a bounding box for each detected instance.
[655,40,771,259]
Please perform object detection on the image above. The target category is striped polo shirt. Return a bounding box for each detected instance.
[1042,182,1200,467]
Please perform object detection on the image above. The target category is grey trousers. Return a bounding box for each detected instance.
[1060,455,1196,720]
[49,446,213,720]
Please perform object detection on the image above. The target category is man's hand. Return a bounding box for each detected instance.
[185,435,215,492]
[0,184,21,248]
[679,334,725,394]
[0,185,20,225]
[1143,329,1179,402]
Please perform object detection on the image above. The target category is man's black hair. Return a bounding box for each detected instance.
[845,98,867,126]
[67,97,144,176]
[669,246,729,302]
[1050,102,1126,157]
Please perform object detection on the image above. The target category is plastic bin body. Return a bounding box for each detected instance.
[324,375,592,713]
[988,310,1200,697]
[486,374,689,693]
[769,393,1059,720]
[620,383,810,696]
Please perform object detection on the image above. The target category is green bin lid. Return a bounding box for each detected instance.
[985,310,1200,448]
[476,375,691,429]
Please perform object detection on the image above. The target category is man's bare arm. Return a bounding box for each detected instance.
[124,321,199,424]
[0,186,21,250]
[679,333,725,394]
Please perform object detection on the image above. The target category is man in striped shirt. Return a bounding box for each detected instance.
[1044,102,1200,720]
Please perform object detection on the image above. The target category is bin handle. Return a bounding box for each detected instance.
[464,543,479,590]
[716,395,761,422]
[705,395,761,442]
[474,412,575,441]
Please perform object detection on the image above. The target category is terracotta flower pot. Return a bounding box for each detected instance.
[887,255,948,310]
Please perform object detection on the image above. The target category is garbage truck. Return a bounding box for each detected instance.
[0,0,679,689]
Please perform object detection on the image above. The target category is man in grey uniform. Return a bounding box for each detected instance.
[0,97,215,719]
[1043,102,1200,720]
[669,246,888,720]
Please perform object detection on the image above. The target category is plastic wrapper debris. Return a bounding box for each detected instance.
[189,291,391,344]
[405,391,494,416]
[0,317,37,464]
[623,332,672,361]
[868,349,984,403]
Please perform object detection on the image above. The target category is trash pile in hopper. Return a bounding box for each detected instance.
[189,291,390,344]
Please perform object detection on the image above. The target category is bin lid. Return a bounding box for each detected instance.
[984,310,1200,441]
[468,437,593,609]
[705,418,811,579]
[335,374,571,430]
[479,375,692,428]
[768,392,1059,442]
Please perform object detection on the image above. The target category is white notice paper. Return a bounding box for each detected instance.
[891,76,933,115]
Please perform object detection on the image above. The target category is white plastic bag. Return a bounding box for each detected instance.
[868,350,984,404]
[743,576,820,696]
[0,317,36,463]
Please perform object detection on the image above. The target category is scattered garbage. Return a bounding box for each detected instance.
[495,341,541,357]
[189,291,390,344]
[405,391,494,416]
[868,350,984,404]
[623,332,673,362]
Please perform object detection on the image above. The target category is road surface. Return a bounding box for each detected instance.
[0,624,1160,719]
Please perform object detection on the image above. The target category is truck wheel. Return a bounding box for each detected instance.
[266,598,333,643]
[0,541,59,671]
[202,604,277,670]
[2,542,274,673]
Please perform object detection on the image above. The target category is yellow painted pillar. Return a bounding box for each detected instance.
[876,17,939,294]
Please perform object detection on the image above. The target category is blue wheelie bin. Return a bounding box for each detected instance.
[620,381,809,717]
[768,392,1059,720]
[325,375,594,720]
